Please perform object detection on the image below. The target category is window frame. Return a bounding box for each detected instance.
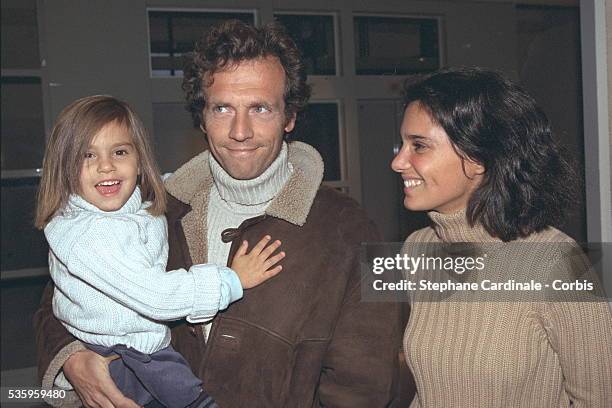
[146,7,259,78]
[297,99,347,186]
[352,12,444,77]
[1,1,49,280]
[273,10,341,77]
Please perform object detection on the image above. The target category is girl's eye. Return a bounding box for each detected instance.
[114,149,128,156]
[84,152,95,159]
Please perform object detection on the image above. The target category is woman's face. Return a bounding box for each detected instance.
[391,102,484,214]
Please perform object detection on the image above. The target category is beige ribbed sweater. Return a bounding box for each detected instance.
[403,210,612,407]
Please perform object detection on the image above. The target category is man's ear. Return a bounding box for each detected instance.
[284,112,297,133]
[199,123,210,143]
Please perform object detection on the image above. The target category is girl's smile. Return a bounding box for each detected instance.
[95,179,122,195]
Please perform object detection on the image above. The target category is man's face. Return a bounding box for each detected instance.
[202,57,296,180]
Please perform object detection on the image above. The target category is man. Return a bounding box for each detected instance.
[35,20,400,407]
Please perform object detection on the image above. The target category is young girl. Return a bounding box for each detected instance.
[35,95,285,408]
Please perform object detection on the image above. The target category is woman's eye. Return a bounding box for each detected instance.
[413,142,427,152]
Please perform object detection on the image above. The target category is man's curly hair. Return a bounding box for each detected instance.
[183,20,311,129]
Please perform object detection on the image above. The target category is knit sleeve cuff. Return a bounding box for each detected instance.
[218,266,243,306]
[41,340,85,407]
[186,265,243,323]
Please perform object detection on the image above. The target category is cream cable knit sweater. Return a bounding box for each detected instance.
[203,143,291,339]
[206,142,292,267]
[46,187,242,355]
[403,210,612,407]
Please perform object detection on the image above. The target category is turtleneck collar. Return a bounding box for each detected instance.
[208,142,292,206]
[428,208,501,243]
[67,186,143,215]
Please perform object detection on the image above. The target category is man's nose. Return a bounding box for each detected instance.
[230,111,254,142]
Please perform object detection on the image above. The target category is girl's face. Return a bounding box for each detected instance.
[79,121,139,212]
[391,102,484,214]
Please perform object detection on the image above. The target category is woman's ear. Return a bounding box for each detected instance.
[465,159,485,178]
[473,161,485,176]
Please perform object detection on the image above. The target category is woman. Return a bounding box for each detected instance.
[392,67,612,407]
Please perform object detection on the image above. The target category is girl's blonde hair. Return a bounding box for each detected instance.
[35,95,166,229]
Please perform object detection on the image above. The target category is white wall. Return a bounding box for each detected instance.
[580,0,611,243]
[608,0,612,204]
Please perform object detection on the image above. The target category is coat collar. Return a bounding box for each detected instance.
[164,141,324,264]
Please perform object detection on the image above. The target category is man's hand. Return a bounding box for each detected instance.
[63,350,140,408]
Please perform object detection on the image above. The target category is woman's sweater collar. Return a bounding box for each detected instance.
[428,208,501,243]
[208,142,292,206]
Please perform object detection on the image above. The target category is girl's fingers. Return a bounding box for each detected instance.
[251,235,272,254]
[264,265,282,277]
[264,251,286,269]
[236,240,249,257]
[261,240,282,258]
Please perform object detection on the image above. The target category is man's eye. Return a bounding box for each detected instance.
[214,106,229,113]
[253,106,270,114]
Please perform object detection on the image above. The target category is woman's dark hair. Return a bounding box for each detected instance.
[403,67,577,241]
[183,19,311,130]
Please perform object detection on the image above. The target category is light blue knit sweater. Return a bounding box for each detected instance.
[45,187,242,354]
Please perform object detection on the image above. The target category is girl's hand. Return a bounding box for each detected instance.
[231,235,285,289]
